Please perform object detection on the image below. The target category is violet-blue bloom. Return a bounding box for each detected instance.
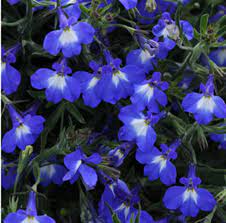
[40,163,67,187]
[130,72,169,112]
[4,191,55,223]
[43,8,95,57]
[95,50,146,104]
[98,179,154,223]
[63,149,102,188]
[152,12,193,47]
[118,105,165,151]
[209,5,226,23]
[163,165,216,217]
[2,163,17,190]
[126,36,174,73]
[136,140,180,185]
[118,0,137,10]
[182,75,226,124]
[1,46,21,95]
[7,0,20,5]
[74,61,105,108]
[2,105,45,153]
[210,124,226,150]
[31,59,81,104]
[209,46,226,67]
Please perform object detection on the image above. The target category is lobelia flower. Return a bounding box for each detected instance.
[118,0,137,10]
[2,161,17,190]
[182,75,226,124]
[43,8,95,57]
[1,46,21,95]
[152,12,193,48]
[108,142,134,167]
[2,105,45,153]
[209,5,226,23]
[39,158,67,186]
[4,191,56,223]
[163,164,216,217]
[209,46,226,67]
[126,36,174,73]
[210,124,226,150]
[130,72,169,112]
[7,0,20,5]
[136,140,180,185]
[95,50,146,104]
[155,215,186,223]
[31,59,80,104]
[74,60,105,108]
[98,179,154,223]
[118,105,165,151]
[63,149,102,189]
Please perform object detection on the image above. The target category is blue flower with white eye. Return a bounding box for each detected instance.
[63,149,102,189]
[118,105,165,151]
[2,162,17,190]
[182,75,226,125]
[130,72,169,112]
[2,105,45,153]
[31,59,80,104]
[74,61,105,108]
[40,160,67,187]
[209,46,226,67]
[152,12,193,47]
[43,8,95,57]
[108,142,134,167]
[4,191,55,223]
[136,140,180,186]
[126,36,174,73]
[163,165,216,217]
[98,179,154,223]
[1,46,21,95]
[210,124,226,150]
[95,50,146,104]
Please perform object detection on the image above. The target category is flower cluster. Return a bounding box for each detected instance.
[2,0,226,222]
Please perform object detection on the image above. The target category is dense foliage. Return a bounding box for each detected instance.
[1,0,226,222]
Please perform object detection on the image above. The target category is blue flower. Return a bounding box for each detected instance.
[95,50,146,104]
[40,161,67,187]
[31,59,81,104]
[4,191,55,223]
[130,72,169,112]
[7,0,20,5]
[43,8,95,57]
[1,46,21,95]
[152,12,193,46]
[118,0,137,10]
[182,75,226,124]
[63,149,102,188]
[209,47,226,67]
[74,61,104,108]
[136,140,180,185]
[98,179,154,223]
[118,105,165,151]
[108,142,134,167]
[126,36,174,73]
[163,165,216,217]
[2,162,17,190]
[210,124,226,150]
[209,5,226,23]
[2,105,45,153]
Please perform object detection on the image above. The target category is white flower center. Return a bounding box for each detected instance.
[21,216,39,223]
[59,28,78,45]
[152,155,167,172]
[182,188,198,204]
[136,84,154,100]
[16,124,31,139]
[112,71,128,87]
[216,48,226,66]
[87,77,99,90]
[140,50,153,63]
[74,160,82,173]
[48,74,67,90]
[196,96,215,112]
[130,118,148,136]
[41,165,56,178]
[1,62,6,73]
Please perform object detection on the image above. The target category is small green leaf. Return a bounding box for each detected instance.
[66,103,86,124]
[200,14,209,35]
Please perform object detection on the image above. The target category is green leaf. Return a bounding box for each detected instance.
[200,14,209,35]
[112,213,122,223]
[66,103,86,124]
[135,203,141,223]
